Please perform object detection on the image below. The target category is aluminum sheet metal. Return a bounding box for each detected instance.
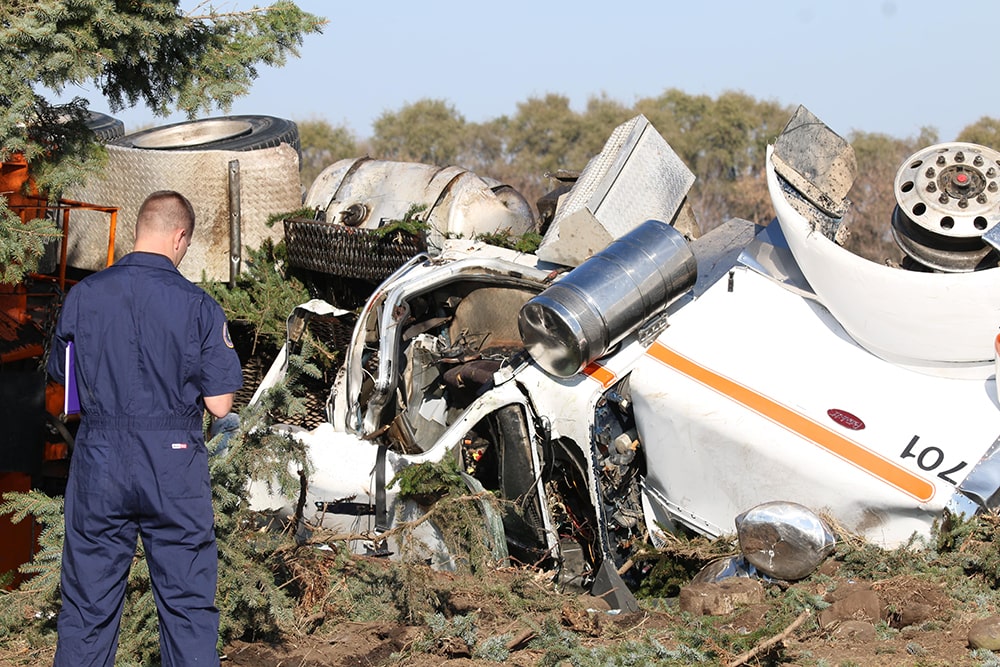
[537,114,694,267]
[64,143,302,282]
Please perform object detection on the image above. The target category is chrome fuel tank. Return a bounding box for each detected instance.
[518,219,696,377]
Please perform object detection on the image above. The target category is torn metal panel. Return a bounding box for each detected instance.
[687,217,757,298]
[957,436,1000,511]
[537,115,696,267]
[736,219,815,298]
[772,105,857,221]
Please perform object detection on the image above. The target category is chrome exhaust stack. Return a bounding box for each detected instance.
[519,219,696,378]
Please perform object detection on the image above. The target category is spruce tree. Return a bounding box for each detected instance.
[0,1,324,282]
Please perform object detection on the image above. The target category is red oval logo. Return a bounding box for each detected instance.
[827,408,865,431]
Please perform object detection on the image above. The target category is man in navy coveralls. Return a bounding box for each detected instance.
[47,190,243,666]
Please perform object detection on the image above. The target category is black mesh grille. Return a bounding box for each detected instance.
[284,218,425,281]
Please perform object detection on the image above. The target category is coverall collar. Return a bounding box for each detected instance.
[116,251,181,272]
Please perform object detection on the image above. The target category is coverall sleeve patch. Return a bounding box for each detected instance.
[223,322,234,349]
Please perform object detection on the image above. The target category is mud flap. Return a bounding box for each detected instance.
[591,560,640,613]
[375,443,389,531]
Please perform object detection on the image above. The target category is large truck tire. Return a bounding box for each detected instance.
[112,115,300,156]
[84,111,125,142]
[65,116,303,282]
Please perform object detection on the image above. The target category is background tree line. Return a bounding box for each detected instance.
[298,91,1000,264]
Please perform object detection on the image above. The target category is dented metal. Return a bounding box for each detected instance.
[735,502,836,581]
[519,219,696,377]
[248,110,1000,602]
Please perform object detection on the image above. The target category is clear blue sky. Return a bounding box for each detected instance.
[70,0,1000,143]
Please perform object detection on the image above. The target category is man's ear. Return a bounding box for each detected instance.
[173,227,187,250]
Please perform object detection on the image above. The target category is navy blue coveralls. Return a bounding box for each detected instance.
[47,251,243,666]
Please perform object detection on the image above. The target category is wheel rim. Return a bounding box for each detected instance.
[130,119,254,149]
[892,142,1000,271]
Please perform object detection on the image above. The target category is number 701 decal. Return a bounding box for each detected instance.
[901,435,967,485]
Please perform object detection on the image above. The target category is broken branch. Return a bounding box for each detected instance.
[725,610,810,667]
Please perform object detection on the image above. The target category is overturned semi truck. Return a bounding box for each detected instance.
[245,108,1000,604]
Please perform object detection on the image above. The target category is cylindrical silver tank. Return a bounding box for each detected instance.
[519,219,696,377]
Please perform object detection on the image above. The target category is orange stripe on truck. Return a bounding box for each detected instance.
[647,342,935,502]
[583,361,616,388]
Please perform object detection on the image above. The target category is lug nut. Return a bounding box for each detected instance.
[977,193,988,204]
[974,155,985,167]
[959,198,969,208]
[956,152,966,163]
[927,182,937,192]
[989,182,998,192]
[939,193,950,204]
[925,167,936,178]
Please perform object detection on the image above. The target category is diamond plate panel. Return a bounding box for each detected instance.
[538,115,694,265]
[64,143,301,282]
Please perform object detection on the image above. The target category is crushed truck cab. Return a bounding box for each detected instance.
[248,108,1000,597]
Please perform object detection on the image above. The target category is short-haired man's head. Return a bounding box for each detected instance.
[136,190,195,240]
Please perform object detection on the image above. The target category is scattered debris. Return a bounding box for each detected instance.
[248,109,1000,612]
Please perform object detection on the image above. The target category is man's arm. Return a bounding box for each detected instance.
[47,291,79,384]
[204,393,234,419]
[198,298,242,420]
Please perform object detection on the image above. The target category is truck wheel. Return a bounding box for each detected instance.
[112,115,300,155]
[84,111,125,142]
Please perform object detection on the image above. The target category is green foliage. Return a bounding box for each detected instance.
[0,1,325,284]
[390,455,466,506]
[190,384,316,649]
[411,612,479,655]
[0,351,317,662]
[972,647,1000,666]
[372,203,430,237]
[474,228,543,254]
[957,117,1000,149]
[372,99,466,166]
[827,512,1000,616]
[635,552,707,599]
[265,206,317,228]
[1,1,325,121]
[931,511,1000,589]
[402,611,512,662]
[296,118,358,191]
[835,531,934,580]
[633,532,740,598]
[0,489,64,646]
[525,614,713,666]
[0,203,62,282]
[204,238,310,355]
[503,94,591,177]
[473,632,513,662]
[669,609,781,663]
[388,456,508,575]
[303,544,445,624]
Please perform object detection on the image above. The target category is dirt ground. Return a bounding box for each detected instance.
[214,562,989,667]
[0,558,988,666]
